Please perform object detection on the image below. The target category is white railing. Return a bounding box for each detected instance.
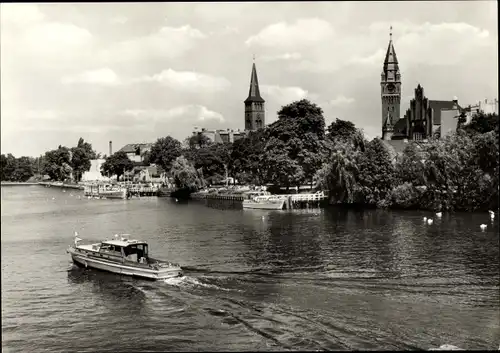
[290,192,326,202]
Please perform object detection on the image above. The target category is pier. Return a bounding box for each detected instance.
[190,192,247,201]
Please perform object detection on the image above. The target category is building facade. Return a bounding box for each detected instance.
[244,61,265,131]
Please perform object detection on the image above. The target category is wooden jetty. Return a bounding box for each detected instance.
[286,192,326,209]
[191,192,246,201]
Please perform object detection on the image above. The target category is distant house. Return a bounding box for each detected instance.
[134,165,166,183]
[191,127,247,144]
[117,143,152,163]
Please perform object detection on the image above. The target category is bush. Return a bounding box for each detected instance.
[387,182,421,209]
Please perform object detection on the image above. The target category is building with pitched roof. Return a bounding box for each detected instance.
[191,127,246,144]
[117,143,152,163]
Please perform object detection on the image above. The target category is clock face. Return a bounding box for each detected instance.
[387,84,395,93]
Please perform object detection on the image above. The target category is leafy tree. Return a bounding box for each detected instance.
[326,118,365,151]
[186,133,212,149]
[0,154,7,180]
[386,182,421,209]
[355,138,395,206]
[230,129,266,184]
[463,112,499,135]
[75,137,97,159]
[170,155,205,190]
[149,136,182,172]
[100,151,133,180]
[315,140,359,204]
[263,99,326,187]
[11,156,34,182]
[210,142,233,184]
[395,142,426,185]
[42,146,73,181]
[0,154,35,182]
[1,154,17,181]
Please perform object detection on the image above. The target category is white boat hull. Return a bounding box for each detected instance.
[84,186,127,199]
[243,200,285,210]
[69,248,182,280]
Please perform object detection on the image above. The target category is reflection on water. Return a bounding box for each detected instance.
[2,187,499,351]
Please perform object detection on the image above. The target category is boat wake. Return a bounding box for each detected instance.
[163,275,234,292]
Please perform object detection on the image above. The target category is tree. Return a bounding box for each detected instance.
[263,99,326,187]
[0,154,7,180]
[186,134,212,149]
[149,136,182,172]
[100,151,133,180]
[355,138,396,206]
[395,142,426,185]
[315,140,359,204]
[463,111,499,135]
[326,118,365,151]
[230,129,267,184]
[75,137,98,159]
[170,155,205,190]
[1,154,17,181]
[210,142,233,184]
[11,156,34,182]
[42,146,73,181]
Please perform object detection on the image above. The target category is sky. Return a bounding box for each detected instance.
[1,1,497,157]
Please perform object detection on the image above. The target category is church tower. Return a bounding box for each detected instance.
[381,26,401,140]
[244,59,265,131]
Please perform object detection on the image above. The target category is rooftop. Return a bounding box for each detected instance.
[102,236,146,247]
[429,100,461,125]
[118,143,153,154]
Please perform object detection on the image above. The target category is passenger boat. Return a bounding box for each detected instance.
[83,183,127,199]
[67,233,182,280]
[243,194,287,210]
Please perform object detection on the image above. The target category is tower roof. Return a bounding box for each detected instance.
[383,27,399,73]
[245,62,265,104]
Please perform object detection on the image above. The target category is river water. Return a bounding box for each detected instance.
[1,186,499,352]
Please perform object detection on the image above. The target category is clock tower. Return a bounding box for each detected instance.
[381,26,401,140]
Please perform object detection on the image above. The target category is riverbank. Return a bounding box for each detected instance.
[38,182,84,190]
[1,181,39,186]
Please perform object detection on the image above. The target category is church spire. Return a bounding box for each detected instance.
[383,26,399,73]
[245,61,265,104]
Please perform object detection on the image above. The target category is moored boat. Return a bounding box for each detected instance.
[67,233,182,280]
[243,194,287,210]
[83,183,127,199]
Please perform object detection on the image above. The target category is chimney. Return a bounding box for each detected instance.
[109,141,112,156]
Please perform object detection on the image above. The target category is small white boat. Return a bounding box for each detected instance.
[243,194,287,210]
[67,234,182,280]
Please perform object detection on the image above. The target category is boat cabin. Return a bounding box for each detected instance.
[99,238,149,264]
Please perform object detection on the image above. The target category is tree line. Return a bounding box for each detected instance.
[102,99,498,212]
[2,99,497,212]
[1,138,100,183]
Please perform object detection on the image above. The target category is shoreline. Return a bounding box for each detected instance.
[37,182,84,190]
[1,181,40,186]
